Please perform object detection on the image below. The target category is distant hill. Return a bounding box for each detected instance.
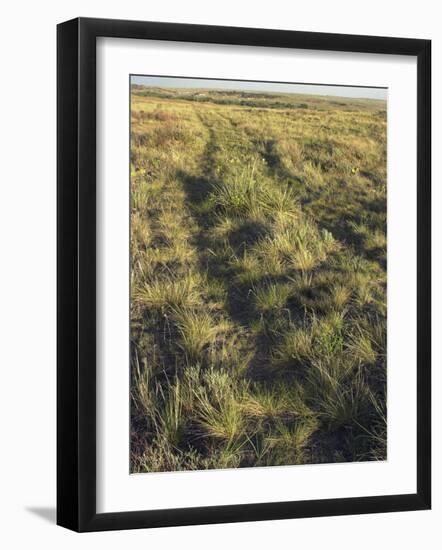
[131,85,386,113]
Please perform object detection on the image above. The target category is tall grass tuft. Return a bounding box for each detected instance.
[173,308,218,360]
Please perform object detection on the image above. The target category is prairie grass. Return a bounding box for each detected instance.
[130,85,387,472]
[272,326,314,367]
[133,275,202,310]
[310,368,370,430]
[172,308,218,360]
[346,327,378,365]
[253,283,292,313]
[194,389,246,443]
[158,380,184,447]
[265,418,319,464]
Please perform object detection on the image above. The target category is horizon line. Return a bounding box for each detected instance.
[130,75,388,101]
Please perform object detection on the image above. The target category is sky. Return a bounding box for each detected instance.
[131,75,387,101]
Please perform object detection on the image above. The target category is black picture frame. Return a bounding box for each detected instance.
[57,17,431,532]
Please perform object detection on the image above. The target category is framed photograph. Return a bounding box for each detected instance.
[57,17,431,532]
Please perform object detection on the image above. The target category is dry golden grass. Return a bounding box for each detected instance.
[130,85,387,472]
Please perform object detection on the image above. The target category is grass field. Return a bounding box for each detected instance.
[130,83,387,473]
